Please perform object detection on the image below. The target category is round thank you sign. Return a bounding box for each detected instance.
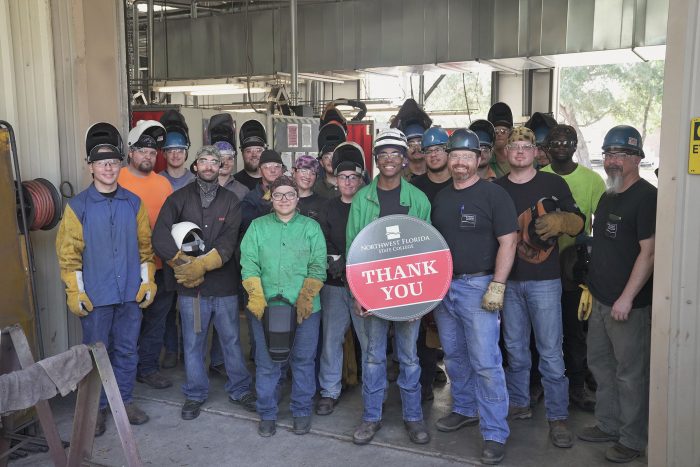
[346,215,453,321]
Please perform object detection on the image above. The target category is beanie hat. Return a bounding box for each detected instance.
[214,141,235,155]
[195,145,222,162]
[259,149,283,165]
[294,155,320,173]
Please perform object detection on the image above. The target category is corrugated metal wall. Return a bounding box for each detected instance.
[152,0,668,80]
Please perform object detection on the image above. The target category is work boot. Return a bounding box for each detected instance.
[258,419,276,437]
[181,399,204,420]
[137,371,172,389]
[292,416,312,435]
[508,405,532,420]
[95,407,107,437]
[353,420,382,445]
[605,443,642,463]
[435,412,479,432]
[404,420,430,444]
[124,402,149,425]
[569,386,596,412]
[481,440,506,465]
[229,392,257,412]
[548,420,574,448]
[161,352,177,369]
[578,425,619,443]
[315,397,337,416]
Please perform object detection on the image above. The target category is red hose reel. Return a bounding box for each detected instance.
[15,178,62,233]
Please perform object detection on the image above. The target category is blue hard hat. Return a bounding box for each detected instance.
[404,123,427,140]
[421,127,449,150]
[602,125,645,158]
[446,128,481,153]
[163,131,189,149]
[468,119,495,148]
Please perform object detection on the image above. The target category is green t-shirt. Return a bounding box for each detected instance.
[541,164,606,251]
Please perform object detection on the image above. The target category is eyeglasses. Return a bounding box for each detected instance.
[135,148,157,158]
[92,159,120,168]
[338,174,361,183]
[376,151,403,161]
[448,153,478,162]
[196,158,221,166]
[424,146,446,155]
[603,151,635,160]
[220,155,234,162]
[480,146,492,153]
[506,143,536,151]
[271,191,298,201]
[494,128,510,135]
[548,140,577,149]
[165,148,187,155]
[243,147,264,155]
[294,168,316,176]
[261,162,282,170]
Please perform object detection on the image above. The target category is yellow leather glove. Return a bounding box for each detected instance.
[295,278,324,324]
[174,249,223,287]
[578,285,592,321]
[481,281,506,312]
[534,212,584,240]
[242,277,267,320]
[167,250,194,268]
[62,271,93,317]
[136,262,157,309]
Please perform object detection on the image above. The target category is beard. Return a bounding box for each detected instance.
[243,159,259,172]
[605,170,624,194]
[427,162,447,173]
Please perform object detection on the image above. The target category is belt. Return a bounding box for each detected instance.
[452,269,494,280]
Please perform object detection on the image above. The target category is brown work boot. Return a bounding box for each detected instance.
[124,402,149,425]
[549,420,574,448]
[137,371,172,389]
[95,407,107,437]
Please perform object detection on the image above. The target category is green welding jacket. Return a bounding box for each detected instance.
[240,212,327,312]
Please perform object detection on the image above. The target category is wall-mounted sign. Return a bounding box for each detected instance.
[689,117,700,174]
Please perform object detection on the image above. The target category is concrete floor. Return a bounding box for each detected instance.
[10,357,648,467]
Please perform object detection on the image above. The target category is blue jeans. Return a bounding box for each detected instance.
[249,310,320,420]
[318,285,354,399]
[503,279,569,420]
[434,275,509,444]
[81,302,142,409]
[163,294,179,354]
[178,295,251,401]
[138,270,174,376]
[361,315,422,422]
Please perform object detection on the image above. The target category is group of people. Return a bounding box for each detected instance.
[56,100,656,466]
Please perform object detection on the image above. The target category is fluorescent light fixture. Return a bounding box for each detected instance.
[157,83,243,93]
[277,72,345,84]
[137,4,177,13]
[188,87,267,96]
[225,108,266,114]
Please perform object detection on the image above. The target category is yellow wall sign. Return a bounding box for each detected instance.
[689,118,700,173]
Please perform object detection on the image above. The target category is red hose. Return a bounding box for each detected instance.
[23,180,56,231]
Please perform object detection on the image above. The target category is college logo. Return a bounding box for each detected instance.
[386,225,401,240]
[606,222,618,238]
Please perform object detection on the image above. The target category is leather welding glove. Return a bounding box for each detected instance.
[327,256,346,280]
[62,271,93,317]
[167,250,194,268]
[136,262,158,309]
[296,278,324,324]
[174,249,223,287]
[242,277,267,320]
[534,211,584,241]
[481,281,506,312]
[578,284,593,321]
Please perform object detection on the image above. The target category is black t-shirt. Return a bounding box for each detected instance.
[234,170,261,191]
[318,197,351,286]
[494,171,584,281]
[432,179,518,274]
[588,179,657,307]
[298,193,325,222]
[411,173,452,204]
[377,185,409,217]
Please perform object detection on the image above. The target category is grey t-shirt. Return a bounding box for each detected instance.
[161,170,195,191]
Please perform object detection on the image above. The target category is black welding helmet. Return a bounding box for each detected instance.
[318,122,347,155]
[239,120,267,151]
[262,295,298,363]
[208,113,236,150]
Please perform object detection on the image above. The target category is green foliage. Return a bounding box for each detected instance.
[422,73,491,115]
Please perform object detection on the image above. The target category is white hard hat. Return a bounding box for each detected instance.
[127,120,166,149]
[171,221,205,253]
[373,128,408,154]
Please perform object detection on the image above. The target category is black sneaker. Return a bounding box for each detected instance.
[292,415,312,435]
[258,419,276,437]
[605,443,642,463]
[353,421,382,445]
[481,440,506,465]
[435,412,479,432]
[181,399,204,420]
[229,392,257,412]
